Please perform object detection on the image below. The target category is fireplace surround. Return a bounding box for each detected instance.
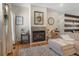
[33,31,45,42]
[32,27,46,42]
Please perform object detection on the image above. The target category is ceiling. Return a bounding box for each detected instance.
[12,3,79,16]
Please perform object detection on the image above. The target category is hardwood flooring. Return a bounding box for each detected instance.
[9,41,48,56]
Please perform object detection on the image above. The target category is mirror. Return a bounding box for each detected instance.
[48,17,54,25]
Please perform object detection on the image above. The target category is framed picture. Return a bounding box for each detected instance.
[34,11,44,25]
[16,16,23,25]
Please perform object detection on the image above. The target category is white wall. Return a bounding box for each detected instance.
[31,5,47,27]
[12,5,30,41]
[30,5,65,42]
[12,4,65,42]
[47,9,64,33]
[31,5,65,33]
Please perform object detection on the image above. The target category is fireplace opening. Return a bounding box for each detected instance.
[32,31,45,42]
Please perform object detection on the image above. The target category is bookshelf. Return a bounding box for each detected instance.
[64,14,79,32]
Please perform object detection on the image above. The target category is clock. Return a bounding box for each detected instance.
[48,17,54,25]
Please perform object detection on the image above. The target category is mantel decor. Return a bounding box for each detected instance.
[48,17,54,25]
[16,16,23,25]
[34,11,44,25]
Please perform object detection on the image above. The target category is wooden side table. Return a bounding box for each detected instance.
[21,33,30,44]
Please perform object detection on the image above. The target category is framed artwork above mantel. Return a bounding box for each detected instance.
[34,11,44,25]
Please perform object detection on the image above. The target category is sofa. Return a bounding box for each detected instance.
[48,38,76,56]
[60,33,79,55]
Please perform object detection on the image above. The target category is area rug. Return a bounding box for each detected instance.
[19,45,59,56]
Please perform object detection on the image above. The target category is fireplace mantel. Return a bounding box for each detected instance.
[32,27,46,31]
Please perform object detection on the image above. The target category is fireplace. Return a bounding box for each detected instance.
[32,31,45,42]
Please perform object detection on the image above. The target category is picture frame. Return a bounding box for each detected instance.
[34,11,44,25]
[16,16,23,25]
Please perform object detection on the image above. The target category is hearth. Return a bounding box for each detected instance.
[32,31,45,42]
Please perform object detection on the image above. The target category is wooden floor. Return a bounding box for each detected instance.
[9,41,48,56]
